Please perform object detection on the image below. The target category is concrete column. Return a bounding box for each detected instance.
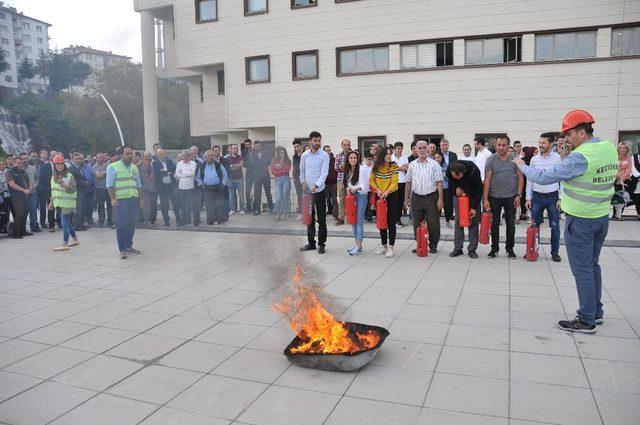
[141,10,159,152]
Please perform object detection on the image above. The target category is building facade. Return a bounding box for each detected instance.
[133,0,640,154]
[0,2,50,94]
[62,45,131,74]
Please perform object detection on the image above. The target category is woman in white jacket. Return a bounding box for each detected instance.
[344,151,372,255]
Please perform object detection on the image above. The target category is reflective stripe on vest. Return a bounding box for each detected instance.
[50,173,76,209]
[562,140,617,218]
[110,161,139,199]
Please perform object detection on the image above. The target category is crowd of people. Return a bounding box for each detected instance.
[1,132,638,258]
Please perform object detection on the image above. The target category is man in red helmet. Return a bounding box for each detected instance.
[514,110,618,334]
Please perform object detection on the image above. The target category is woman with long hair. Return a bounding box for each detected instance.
[49,155,79,251]
[370,145,400,258]
[270,146,292,220]
[344,151,371,255]
[612,142,632,220]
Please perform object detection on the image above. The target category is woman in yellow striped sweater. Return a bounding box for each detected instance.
[370,145,400,258]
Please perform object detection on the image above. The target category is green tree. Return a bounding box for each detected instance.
[18,58,36,89]
[35,51,50,93]
[48,51,90,93]
[0,48,9,74]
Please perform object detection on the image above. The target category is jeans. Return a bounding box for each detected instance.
[307,190,327,247]
[114,197,139,252]
[95,188,113,226]
[28,192,39,230]
[564,214,608,326]
[530,191,561,255]
[488,196,516,251]
[351,193,368,242]
[228,178,245,212]
[73,187,87,228]
[274,176,291,215]
[453,197,479,252]
[60,212,76,244]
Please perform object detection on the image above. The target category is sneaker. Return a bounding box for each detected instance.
[449,249,463,257]
[411,248,417,254]
[468,251,479,259]
[374,245,387,255]
[32,227,42,233]
[49,227,55,233]
[576,315,604,326]
[240,211,246,215]
[552,254,562,262]
[317,245,326,254]
[300,244,316,252]
[507,250,517,259]
[54,245,69,252]
[126,248,141,255]
[557,318,596,334]
[396,221,405,228]
[119,251,128,259]
[446,222,453,229]
[335,219,344,225]
[296,214,302,221]
[487,250,498,258]
[229,210,235,215]
[385,247,394,258]
[68,239,79,247]
[349,247,363,256]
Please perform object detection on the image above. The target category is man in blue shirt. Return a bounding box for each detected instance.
[299,131,330,254]
[197,147,229,226]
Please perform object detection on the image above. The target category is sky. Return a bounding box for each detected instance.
[10,0,142,61]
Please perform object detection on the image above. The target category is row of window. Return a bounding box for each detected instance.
[196,0,357,22]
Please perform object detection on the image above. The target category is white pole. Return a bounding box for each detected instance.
[99,93,125,147]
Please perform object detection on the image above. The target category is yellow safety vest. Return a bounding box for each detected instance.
[50,172,77,209]
[109,160,139,199]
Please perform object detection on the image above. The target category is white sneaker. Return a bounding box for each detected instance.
[229,210,235,215]
[385,247,394,258]
[374,245,387,255]
[349,247,364,256]
[240,210,246,215]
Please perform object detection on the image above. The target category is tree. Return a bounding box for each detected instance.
[18,58,36,89]
[0,48,9,74]
[47,52,90,93]
[35,51,50,93]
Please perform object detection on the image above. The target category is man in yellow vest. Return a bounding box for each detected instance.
[514,110,618,333]
[107,146,143,259]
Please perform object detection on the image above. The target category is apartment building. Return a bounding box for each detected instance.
[62,45,131,74]
[133,0,640,154]
[0,2,50,94]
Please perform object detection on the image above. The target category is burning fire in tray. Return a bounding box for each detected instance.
[272,265,389,371]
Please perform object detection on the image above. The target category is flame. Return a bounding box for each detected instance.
[272,265,381,354]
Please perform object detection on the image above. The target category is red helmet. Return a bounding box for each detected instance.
[52,154,65,164]
[561,109,595,133]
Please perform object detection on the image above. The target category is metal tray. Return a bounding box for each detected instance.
[283,322,390,372]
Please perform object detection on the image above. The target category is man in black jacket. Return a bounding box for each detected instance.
[439,139,458,228]
[447,160,482,258]
[37,149,57,231]
[68,152,88,231]
[152,148,181,226]
[250,141,274,215]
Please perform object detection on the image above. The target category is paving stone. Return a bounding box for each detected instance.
[108,365,202,404]
[324,397,421,425]
[50,393,157,425]
[53,355,143,391]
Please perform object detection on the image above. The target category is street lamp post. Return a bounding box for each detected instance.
[98,93,125,147]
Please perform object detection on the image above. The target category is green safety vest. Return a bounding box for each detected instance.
[50,172,77,209]
[562,139,618,218]
[110,160,139,199]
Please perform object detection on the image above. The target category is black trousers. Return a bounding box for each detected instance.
[159,189,181,225]
[489,196,516,251]
[632,192,640,216]
[443,187,454,221]
[0,196,11,231]
[95,188,113,226]
[37,190,55,228]
[396,182,406,223]
[380,190,399,246]
[411,191,440,249]
[245,175,254,212]
[253,177,273,213]
[294,179,303,213]
[147,191,158,224]
[73,187,87,228]
[12,195,28,235]
[307,190,327,247]
[204,185,226,224]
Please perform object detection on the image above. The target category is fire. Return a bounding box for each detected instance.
[272,265,381,354]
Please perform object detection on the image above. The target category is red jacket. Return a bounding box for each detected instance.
[270,158,291,177]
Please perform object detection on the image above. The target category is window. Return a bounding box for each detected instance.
[619,131,640,155]
[0,12,4,20]
[465,36,521,65]
[36,25,42,32]
[401,41,453,69]
[196,0,218,23]
[0,24,6,32]
[245,55,270,83]
[5,76,11,82]
[414,134,444,148]
[245,0,268,15]
[37,37,43,43]
[293,50,318,80]
[23,34,31,42]
[339,46,389,74]
[612,27,640,56]
[1,38,8,45]
[535,31,596,60]
[22,22,30,30]
[358,136,386,154]
[292,0,317,8]
[217,69,225,94]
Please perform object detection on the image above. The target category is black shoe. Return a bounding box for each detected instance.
[468,251,478,259]
[300,244,316,252]
[49,227,55,233]
[576,315,603,326]
[97,223,104,228]
[164,222,170,226]
[430,247,438,254]
[396,221,405,227]
[449,249,463,257]
[253,212,261,216]
[487,250,498,258]
[411,248,417,254]
[507,250,517,259]
[194,222,199,227]
[558,318,596,334]
[12,234,23,239]
[318,245,326,254]
[31,228,42,233]
[22,232,34,236]
[552,254,561,262]
[76,227,87,232]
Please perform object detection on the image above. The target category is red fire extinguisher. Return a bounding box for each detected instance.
[479,211,492,245]
[345,193,357,225]
[416,221,429,257]
[526,223,539,261]
[458,195,471,228]
[369,187,376,206]
[376,198,388,230]
[301,194,312,226]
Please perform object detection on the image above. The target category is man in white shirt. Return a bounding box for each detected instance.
[405,140,444,254]
[300,131,330,254]
[174,149,198,226]
[392,142,409,227]
[461,144,475,159]
[474,137,493,181]
[525,133,563,262]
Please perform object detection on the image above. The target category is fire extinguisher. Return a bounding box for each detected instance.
[416,221,429,257]
[479,211,492,245]
[526,223,539,261]
[345,193,357,225]
[369,187,376,206]
[376,198,388,230]
[458,195,471,228]
[301,194,312,226]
